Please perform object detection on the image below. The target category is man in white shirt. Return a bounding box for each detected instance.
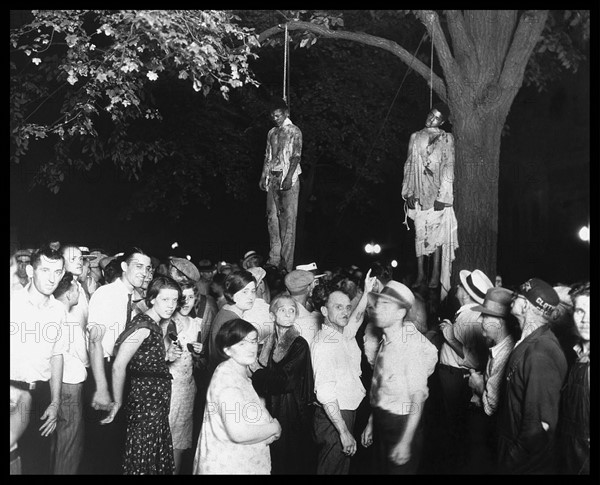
[51,270,88,474]
[310,272,375,474]
[81,247,152,474]
[437,268,493,473]
[10,245,68,474]
[360,280,438,474]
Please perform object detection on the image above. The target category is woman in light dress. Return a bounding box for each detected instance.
[193,318,281,474]
[165,281,203,474]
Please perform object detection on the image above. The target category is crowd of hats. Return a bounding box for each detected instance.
[13,243,565,322]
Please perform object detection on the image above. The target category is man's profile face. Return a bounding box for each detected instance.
[270,108,288,127]
[481,314,503,347]
[63,247,84,276]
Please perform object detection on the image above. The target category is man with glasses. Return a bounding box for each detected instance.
[497,278,567,474]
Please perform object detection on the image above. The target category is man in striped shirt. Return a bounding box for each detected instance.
[465,287,517,473]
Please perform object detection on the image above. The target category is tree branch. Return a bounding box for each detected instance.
[499,10,548,92]
[257,19,447,101]
[444,10,478,70]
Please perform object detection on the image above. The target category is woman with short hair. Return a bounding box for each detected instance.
[193,318,281,474]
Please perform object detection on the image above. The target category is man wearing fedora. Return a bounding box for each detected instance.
[436,268,493,473]
[496,278,567,474]
[360,280,438,474]
[465,287,517,473]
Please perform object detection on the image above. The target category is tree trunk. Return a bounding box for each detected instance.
[451,111,505,285]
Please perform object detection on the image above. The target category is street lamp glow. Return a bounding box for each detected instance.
[578,225,589,242]
[171,242,179,249]
[373,244,381,254]
[365,243,373,254]
[391,259,398,268]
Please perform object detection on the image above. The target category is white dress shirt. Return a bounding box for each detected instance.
[10,285,70,382]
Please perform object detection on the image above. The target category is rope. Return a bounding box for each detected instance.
[324,32,428,253]
[283,23,289,107]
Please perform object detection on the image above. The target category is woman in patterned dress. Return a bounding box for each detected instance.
[193,318,282,474]
[101,275,182,474]
[166,281,203,474]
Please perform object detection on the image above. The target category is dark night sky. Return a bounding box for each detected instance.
[10,45,592,288]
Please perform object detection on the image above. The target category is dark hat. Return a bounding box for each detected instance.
[517,278,559,317]
[197,259,216,272]
[459,269,494,305]
[472,287,514,318]
[169,257,200,283]
[284,270,315,295]
[368,280,415,310]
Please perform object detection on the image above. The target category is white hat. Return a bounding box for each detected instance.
[247,266,267,287]
[459,269,494,305]
[368,280,415,310]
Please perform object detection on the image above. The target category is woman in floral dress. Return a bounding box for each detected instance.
[166,281,203,474]
[193,318,282,474]
[101,275,182,474]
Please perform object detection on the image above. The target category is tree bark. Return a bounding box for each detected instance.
[450,110,505,283]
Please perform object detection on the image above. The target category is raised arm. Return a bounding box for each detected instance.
[345,269,376,339]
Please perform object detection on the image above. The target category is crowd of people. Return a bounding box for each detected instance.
[10,242,590,475]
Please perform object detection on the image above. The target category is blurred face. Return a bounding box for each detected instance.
[224,330,259,366]
[372,297,404,328]
[232,281,256,311]
[573,295,590,341]
[200,270,214,282]
[29,255,65,296]
[322,291,352,330]
[16,256,30,278]
[425,108,444,128]
[179,287,196,317]
[151,287,179,320]
[481,314,503,347]
[62,247,83,276]
[123,254,152,289]
[10,256,18,289]
[271,299,297,327]
[270,108,288,128]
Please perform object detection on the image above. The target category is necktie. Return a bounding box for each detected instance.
[125,293,133,328]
